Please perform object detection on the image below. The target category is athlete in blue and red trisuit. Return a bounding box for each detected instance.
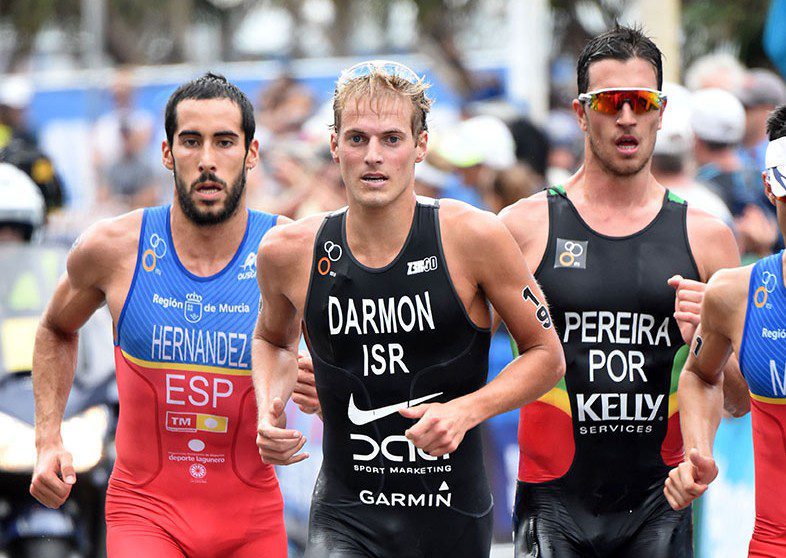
[30,73,288,557]
[665,103,786,558]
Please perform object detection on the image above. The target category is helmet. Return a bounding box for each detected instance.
[0,163,45,241]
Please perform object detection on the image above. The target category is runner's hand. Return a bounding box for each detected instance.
[400,401,471,457]
[30,443,76,509]
[668,275,706,345]
[256,397,309,466]
[293,351,321,417]
[664,448,718,510]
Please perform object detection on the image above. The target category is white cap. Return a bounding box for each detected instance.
[655,82,693,156]
[0,75,33,109]
[0,163,45,230]
[414,161,449,189]
[435,115,516,171]
[690,88,745,144]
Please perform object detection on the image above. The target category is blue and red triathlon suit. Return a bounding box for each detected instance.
[105,205,287,558]
[738,251,786,557]
[514,187,697,557]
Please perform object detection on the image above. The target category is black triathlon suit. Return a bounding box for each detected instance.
[513,186,698,558]
[303,198,493,558]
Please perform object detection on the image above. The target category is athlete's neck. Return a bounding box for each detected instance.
[169,201,248,276]
[568,157,662,207]
[345,192,417,269]
[563,164,666,236]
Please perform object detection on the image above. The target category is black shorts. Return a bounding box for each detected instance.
[513,481,692,558]
[306,501,493,558]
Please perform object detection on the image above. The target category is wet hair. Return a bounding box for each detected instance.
[766,104,786,141]
[332,67,432,138]
[576,24,663,94]
[164,72,255,151]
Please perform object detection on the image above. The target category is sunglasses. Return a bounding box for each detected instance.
[766,165,786,199]
[337,60,422,88]
[578,88,667,115]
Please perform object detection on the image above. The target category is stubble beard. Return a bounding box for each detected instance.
[588,132,650,178]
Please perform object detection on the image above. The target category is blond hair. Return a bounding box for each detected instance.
[332,65,432,138]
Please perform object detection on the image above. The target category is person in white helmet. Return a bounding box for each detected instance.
[0,162,45,242]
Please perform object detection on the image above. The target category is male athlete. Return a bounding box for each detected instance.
[29,73,287,557]
[252,60,565,557]
[664,104,786,556]
[498,26,747,557]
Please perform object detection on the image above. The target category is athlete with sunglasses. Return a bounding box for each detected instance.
[498,25,747,557]
[251,60,565,557]
[664,104,786,557]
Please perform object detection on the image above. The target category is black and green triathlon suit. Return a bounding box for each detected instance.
[303,198,493,558]
[513,186,698,557]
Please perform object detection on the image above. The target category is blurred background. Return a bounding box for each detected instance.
[0,0,781,556]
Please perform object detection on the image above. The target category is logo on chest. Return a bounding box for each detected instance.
[184,292,203,323]
[238,251,257,281]
[407,256,438,276]
[554,238,587,269]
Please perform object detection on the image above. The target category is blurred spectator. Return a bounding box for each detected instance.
[249,141,344,219]
[544,109,582,186]
[736,69,786,172]
[691,88,758,215]
[414,161,450,199]
[690,88,777,256]
[483,163,540,213]
[508,117,549,187]
[91,68,154,175]
[0,162,45,243]
[98,121,160,211]
[0,74,64,211]
[685,53,746,92]
[256,73,315,142]
[433,114,516,208]
[652,83,733,227]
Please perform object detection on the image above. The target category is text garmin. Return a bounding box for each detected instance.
[564,310,673,436]
[328,291,435,376]
[359,482,453,508]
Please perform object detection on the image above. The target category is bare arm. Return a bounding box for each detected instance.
[680,208,750,416]
[401,209,565,456]
[664,271,741,510]
[464,215,565,422]
[31,232,110,508]
[252,223,309,465]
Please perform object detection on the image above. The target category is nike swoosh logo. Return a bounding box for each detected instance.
[347,392,444,426]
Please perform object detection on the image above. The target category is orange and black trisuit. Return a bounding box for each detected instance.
[303,198,493,558]
[106,206,286,558]
[513,187,697,558]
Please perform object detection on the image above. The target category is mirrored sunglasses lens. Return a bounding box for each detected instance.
[591,90,662,114]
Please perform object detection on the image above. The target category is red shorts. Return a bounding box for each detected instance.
[105,476,286,558]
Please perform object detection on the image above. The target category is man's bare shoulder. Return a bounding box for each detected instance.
[497,192,549,244]
[685,205,740,280]
[257,212,326,269]
[67,210,143,288]
[438,198,509,246]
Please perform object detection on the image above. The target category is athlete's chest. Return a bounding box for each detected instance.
[119,238,261,370]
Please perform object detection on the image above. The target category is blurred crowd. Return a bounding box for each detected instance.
[1,54,784,262]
